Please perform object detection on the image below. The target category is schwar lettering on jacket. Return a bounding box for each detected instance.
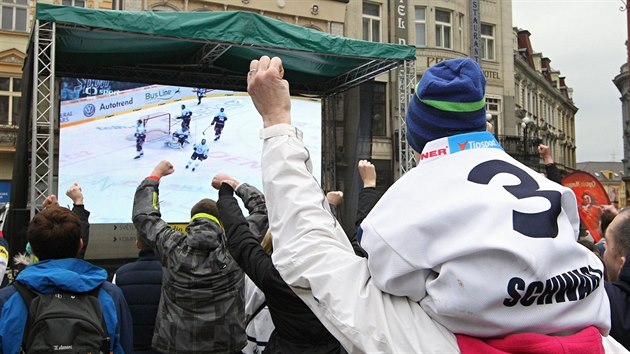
[503,265,602,307]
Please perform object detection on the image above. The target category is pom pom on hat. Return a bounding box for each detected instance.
[406,58,488,153]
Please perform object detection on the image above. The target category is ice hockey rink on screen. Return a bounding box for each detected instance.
[57,89,322,224]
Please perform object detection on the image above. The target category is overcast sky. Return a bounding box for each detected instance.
[511,0,627,162]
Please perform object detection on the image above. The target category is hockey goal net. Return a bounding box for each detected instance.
[140,112,171,141]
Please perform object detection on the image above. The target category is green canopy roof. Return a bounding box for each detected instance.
[34,3,416,96]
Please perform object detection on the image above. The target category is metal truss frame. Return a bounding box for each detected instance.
[397,60,416,176]
[29,20,412,218]
[30,20,56,217]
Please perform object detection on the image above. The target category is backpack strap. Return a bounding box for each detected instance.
[12,281,37,349]
[87,285,111,353]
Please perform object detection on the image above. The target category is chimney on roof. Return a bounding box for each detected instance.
[517,30,534,68]
[541,57,552,82]
[559,76,569,98]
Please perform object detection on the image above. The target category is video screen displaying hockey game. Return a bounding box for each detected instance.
[58,78,322,224]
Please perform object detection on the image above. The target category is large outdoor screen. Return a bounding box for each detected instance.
[58,78,322,224]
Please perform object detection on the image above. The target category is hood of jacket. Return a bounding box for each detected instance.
[15,258,107,294]
[184,214,226,250]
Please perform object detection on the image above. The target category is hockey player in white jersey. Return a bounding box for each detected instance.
[134,119,146,159]
[177,104,193,131]
[185,138,209,171]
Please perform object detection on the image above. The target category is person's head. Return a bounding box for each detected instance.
[135,232,151,251]
[601,206,619,237]
[578,239,601,257]
[181,104,185,109]
[28,206,82,260]
[201,138,207,145]
[603,208,630,282]
[137,119,142,126]
[406,57,487,159]
[581,192,594,206]
[190,198,219,218]
[220,107,224,112]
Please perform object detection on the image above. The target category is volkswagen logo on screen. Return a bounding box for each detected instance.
[83,104,96,117]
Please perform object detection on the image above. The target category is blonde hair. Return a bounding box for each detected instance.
[261,229,273,255]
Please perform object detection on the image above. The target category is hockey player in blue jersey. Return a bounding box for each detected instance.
[134,119,146,159]
[177,104,193,131]
[185,138,209,171]
[196,88,207,105]
[207,107,228,141]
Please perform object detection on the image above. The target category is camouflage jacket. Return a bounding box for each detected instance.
[133,178,259,354]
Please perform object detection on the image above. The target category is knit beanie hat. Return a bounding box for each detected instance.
[406,58,487,153]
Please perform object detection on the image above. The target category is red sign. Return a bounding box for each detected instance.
[562,171,611,242]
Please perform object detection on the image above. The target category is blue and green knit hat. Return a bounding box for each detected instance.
[406,58,487,153]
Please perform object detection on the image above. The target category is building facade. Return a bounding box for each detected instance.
[513,28,578,175]
[614,62,630,204]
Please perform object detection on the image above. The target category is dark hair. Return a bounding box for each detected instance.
[601,208,618,236]
[28,207,82,260]
[136,232,151,251]
[190,198,219,218]
[577,239,600,256]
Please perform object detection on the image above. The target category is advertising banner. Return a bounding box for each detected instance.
[60,85,199,126]
[562,171,611,242]
[0,181,10,204]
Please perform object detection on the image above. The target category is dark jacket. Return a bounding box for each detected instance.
[544,163,562,185]
[72,204,90,259]
[354,187,381,257]
[132,177,245,354]
[0,258,133,354]
[114,249,163,354]
[217,183,346,354]
[605,249,630,350]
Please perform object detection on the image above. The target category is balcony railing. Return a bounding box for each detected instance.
[497,134,543,172]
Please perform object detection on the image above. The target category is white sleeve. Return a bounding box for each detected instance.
[261,124,458,354]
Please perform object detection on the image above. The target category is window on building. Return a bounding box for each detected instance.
[372,82,387,136]
[435,9,452,49]
[481,24,495,61]
[1,0,28,32]
[0,77,21,126]
[363,2,381,42]
[414,7,426,47]
[372,159,393,193]
[486,97,501,135]
[61,0,86,7]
